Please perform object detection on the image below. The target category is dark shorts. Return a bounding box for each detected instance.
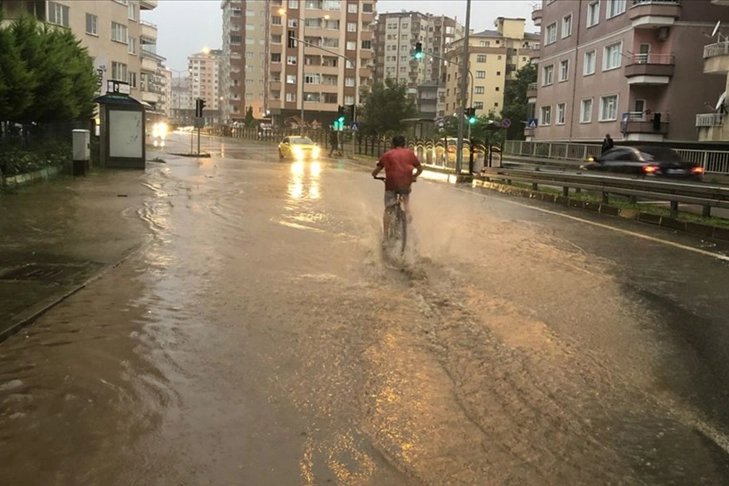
[384,187,411,207]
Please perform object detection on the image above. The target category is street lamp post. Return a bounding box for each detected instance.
[455,0,472,176]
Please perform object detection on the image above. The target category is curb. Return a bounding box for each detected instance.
[472,178,729,243]
[2,165,62,189]
[0,236,154,343]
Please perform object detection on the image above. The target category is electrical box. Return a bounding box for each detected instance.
[72,129,90,176]
[72,129,90,162]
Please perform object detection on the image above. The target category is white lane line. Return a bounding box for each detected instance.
[452,186,729,262]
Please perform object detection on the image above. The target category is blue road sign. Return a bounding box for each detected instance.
[527,118,538,129]
[350,121,359,131]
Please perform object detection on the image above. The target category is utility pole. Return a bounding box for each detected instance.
[455,0,472,176]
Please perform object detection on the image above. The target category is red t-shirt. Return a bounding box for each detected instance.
[377,147,421,191]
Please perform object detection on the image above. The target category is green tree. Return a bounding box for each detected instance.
[244,106,255,127]
[0,10,35,122]
[8,17,96,123]
[500,63,537,140]
[359,78,418,135]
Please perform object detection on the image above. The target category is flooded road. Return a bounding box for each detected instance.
[2,133,729,485]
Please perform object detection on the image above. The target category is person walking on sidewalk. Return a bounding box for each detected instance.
[601,133,614,154]
[328,129,339,157]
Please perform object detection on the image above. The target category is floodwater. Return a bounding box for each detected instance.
[2,134,729,485]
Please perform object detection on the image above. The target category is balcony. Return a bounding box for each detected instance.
[696,113,728,141]
[141,20,157,41]
[622,112,669,141]
[712,0,729,5]
[629,0,681,28]
[532,4,542,27]
[624,53,674,84]
[139,0,158,10]
[528,44,541,63]
[526,82,537,101]
[704,42,729,74]
[141,56,159,73]
[141,90,160,104]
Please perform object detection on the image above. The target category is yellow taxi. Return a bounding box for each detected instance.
[278,136,321,160]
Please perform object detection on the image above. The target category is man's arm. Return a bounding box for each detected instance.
[412,155,423,180]
[372,155,385,177]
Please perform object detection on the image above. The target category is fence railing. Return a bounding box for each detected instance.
[704,42,729,59]
[696,113,724,128]
[503,140,729,175]
[627,53,675,65]
[631,0,680,5]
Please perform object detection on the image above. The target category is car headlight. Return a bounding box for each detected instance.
[312,146,320,158]
[293,146,303,158]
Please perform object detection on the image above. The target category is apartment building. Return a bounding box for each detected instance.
[0,0,163,111]
[697,0,729,142]
[220,0,376,127]
[531,0,729,143]
[373,11,464,117]
[443,18,539,117]
[188,48,222,117]
[374,12,464,86]
[170,76,195,124]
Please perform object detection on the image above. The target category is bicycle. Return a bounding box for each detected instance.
[374,176,409,255]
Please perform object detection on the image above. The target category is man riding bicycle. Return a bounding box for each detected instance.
[371,135,423,235]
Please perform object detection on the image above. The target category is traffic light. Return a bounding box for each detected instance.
[467,107,477,124]
[348,104,356,121]
[337,105,345,123]
[195,98,206,117]
[414,42,423,60]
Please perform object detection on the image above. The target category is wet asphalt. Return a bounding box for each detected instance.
[1,132,729,485]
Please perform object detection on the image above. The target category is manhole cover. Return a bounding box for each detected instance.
[0,263,91,282]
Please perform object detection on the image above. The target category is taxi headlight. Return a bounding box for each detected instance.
[312,146,320,158]
[293,146,304,158]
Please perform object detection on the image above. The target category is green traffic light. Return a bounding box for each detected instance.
[338,116,345,123]
[469,117,477,124]
[414,52,423,60]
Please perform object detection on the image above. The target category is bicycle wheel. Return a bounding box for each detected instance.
[398,207,407,254]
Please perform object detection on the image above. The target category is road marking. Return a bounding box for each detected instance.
[453,186,729,262]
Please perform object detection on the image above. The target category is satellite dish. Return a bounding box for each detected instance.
[716,91,726,111]
[713,20,721,38]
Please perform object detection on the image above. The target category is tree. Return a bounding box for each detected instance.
[244,106,255,127]
[0,10,35,122]
[359,78,418,135]
[500,63,537,140]
[6,16,96,123]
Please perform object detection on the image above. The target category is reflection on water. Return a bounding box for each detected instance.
[288,161,321,201]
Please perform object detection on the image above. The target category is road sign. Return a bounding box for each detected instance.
[527,118,538,129]
[502,118,511,128]
[350,121,359,131]
[106,80,130,95]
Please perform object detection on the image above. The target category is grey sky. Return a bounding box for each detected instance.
[145,0,537,72]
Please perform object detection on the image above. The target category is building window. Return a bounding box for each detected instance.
[603,42,622,70]
[344,95,355,105]
[607,0,626,18]
[128,72,137,88]
[272,15,282,25]
[599,94,618,121]
[286,92,296,102]
[362,3,373,13]
[286,74,296,84]
[85,13,98,35]
[545,23,557,45]
[479,40,490,47]
[587,1,599,27]
[288,0,299,8]
[128,37,136,54]
[347,3,357,13]
[347,22,357,32]
[305,74,321,84]
[559,59,569,81]
[272,34,282,43]
[581,98,593,123]
[476,71,486,78]
[128,3,136,20]
[562,14,572,38]
[542,64,554,86]
[48,2,70,27]
[476,54,487,63]
[230,35,242,45]
[345,77,355,86]
[557,103,566,125]
[111,62,127,82]
[287,55,297,65]
[245,24,255,31]
[346,41,356,50]
[361,40,372,49]
[111,22,128,44]
[583,50,596,75]
[474,101,484,109]
[540,106,551,126]
[475,86,485,94]
[271,53,281,62]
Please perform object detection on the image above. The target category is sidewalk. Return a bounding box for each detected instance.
[0,167,154,341]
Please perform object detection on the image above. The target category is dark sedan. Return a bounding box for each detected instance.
[583,146,705,179]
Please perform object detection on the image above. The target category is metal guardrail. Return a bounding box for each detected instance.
[696,113,724,127]
[627,53,674,64]
[479,167,729,218]
[503,140,729,175]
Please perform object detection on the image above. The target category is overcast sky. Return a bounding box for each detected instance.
[145,0,537,72]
